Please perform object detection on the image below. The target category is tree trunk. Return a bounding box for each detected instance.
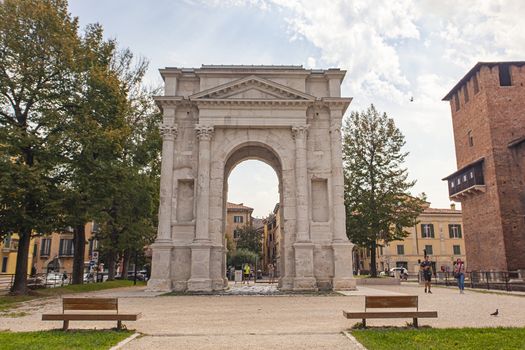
[11,227,31,295]
[121,249,131,278]
[370,241,378,277]
[107,250,116,280]
[72,224,86,284]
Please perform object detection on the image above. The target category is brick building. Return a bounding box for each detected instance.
[443,61,525,272]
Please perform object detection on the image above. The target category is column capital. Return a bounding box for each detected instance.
[291,124,310,139]
[159,123,178,140]
[195,124,214,141]
[329,120,342,134]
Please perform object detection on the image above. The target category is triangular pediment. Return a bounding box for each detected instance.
[190,75,315,101]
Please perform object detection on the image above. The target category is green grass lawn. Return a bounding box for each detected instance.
[0,330,133,350]
[0,280,145,312]
[351,327,525,350]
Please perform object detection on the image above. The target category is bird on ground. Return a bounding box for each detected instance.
[490,309,499,316]
[410,96,414,102]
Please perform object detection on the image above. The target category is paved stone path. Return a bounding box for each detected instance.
[1,283,524,349]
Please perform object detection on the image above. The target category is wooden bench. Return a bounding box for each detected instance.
[343,295,437,328]
[42,297,141,330]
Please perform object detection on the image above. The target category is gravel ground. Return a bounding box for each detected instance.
[1,283,524,349]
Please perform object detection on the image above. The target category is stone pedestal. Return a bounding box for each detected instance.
[146,241,173,292]
[187,242,212,292]
[293,242,317,291]
[332,241,356,290]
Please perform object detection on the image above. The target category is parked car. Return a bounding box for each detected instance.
[45,272,69,286]
[389,267,408,278]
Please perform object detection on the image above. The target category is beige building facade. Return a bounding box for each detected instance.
[224,202,253,252]
[357,204,466,274]
[148,65,355,292]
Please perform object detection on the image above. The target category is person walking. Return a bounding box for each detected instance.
[268,263,275,284]
[420,255,433,293]
[243,263,251,284]
[454,258,466,294]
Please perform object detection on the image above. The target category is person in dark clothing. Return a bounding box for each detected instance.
[420,255,433,293]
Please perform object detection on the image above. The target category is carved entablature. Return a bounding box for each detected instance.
[159,124,178,139]
[195,124,214,141]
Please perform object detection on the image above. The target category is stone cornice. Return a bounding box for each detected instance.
[154,96,353,112]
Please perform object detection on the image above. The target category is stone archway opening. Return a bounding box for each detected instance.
[223,144,284,287]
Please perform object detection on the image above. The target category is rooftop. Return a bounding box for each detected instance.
[226,202,253,211]
[442,61,525,101]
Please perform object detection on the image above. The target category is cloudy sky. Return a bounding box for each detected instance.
[69,0,525,217]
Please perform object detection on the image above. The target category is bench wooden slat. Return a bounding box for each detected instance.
[365,296,418,309]
[344,311,438,319]
[63,298,118,311]
[42,313,141,321]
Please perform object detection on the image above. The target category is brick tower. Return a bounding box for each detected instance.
[443,62,525,272]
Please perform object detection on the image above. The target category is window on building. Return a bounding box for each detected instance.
[463,85,469,103]
[3,235,11,249]
[397,245,405,255]
[59,239,74,256]
[473,74,480,94]
[424,245,433,255]
[233,216,243,223]
[40,238,51,256]
[453,245,461,255]
[499,64,512,86]
[233,229,241,239]
[380,246,384,255]
[1,257,7,273]
[454,93,460,111]
[421,224,435,238]
[468,130,474,147]
[33,244,37,258]
[449,224,462,238]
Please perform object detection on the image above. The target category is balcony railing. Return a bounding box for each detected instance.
[443,158,485,199]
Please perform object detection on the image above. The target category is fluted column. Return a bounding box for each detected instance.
[194,124,214,242]
[292,124,310,243]
[329,110,347,242]
[157,123,178,242]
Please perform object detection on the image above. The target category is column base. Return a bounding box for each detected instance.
[146,278,172,292]
[187,278,212,292]
[293,277,318,292]
[332,277,356,291]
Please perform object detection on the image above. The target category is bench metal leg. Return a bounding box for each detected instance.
[413,318,418,328]
[362,319,366,328]
[63,320,69,331]
[117,320,122,330]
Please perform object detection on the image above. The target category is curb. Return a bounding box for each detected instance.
[110,332,141,350]
[342,331,368,350]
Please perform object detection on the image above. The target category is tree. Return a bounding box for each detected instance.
[343,105,425,277]
[234,224,262,256]
[0,0,81,294]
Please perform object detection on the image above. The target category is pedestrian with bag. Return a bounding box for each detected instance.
[420,255,433,293]
[454,258,466,294]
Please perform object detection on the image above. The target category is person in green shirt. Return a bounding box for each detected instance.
[243,263,251,284]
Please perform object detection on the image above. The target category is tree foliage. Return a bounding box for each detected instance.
[343,105,425,277]
[234,224,262,256]
[0,0,82,294]
[0,0,160,292]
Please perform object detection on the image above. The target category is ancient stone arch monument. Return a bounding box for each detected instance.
[148,65,355,292]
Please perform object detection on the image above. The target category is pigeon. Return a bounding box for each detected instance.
[490,309,499,316]
[410,96,414,102]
